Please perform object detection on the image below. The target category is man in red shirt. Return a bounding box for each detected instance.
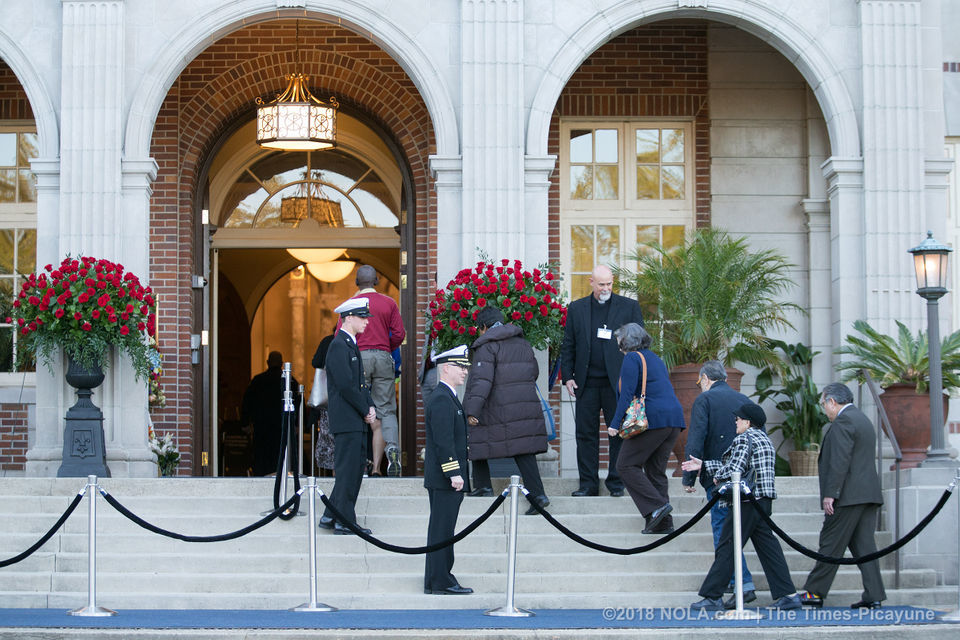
[339,265,406,476]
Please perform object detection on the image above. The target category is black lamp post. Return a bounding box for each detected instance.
[908,231,956,466]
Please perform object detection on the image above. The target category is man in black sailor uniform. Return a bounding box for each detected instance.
[423,345,473,595]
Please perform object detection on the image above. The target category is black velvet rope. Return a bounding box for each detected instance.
[523,490,722,555]
[100,489,302,543]
[0,490,84,568]
[272,406,301,520]
[745,487,953,565]
[317,490,507,554]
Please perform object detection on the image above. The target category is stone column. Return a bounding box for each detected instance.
[822,157,866,367]
[429,155,463,284]
[858,0,928,331]
[523,155,555,268]
[802,199,832,384]
[461,0,525,264]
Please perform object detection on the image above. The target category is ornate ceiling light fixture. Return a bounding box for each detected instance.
[256,21,338,151]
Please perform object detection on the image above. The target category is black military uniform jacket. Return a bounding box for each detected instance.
[325,329,374,435]
[424,381,469,490]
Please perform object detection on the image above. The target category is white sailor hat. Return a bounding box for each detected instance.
[432,344,471,367]
[334,297,372,317]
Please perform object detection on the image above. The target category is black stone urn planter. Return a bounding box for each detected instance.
[57,356,111,477]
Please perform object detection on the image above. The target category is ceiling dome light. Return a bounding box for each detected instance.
[286,248,345,263]
[306,261,356,283]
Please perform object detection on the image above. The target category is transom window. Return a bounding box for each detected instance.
[560,120,694,299]
[222,149,398,229]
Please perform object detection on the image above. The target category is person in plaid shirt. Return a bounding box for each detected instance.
[682,402,801,612]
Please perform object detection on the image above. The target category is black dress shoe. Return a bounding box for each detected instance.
[334,523,372,536]
[524,495,550,516]
[609,489,625,497]
[723,590,757,609]
[317,517,336,530]
[467,487,493,497]
[571,488,599,497]
[642,523,675,535]
[424,584,474,595]
[850,600,882,609]
[646,503,672,531]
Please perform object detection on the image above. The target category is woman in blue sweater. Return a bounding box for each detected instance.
[607,322,685,534]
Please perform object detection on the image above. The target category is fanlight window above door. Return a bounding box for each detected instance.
[222,149,399,229]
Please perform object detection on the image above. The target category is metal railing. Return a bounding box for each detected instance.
[860,369,903,588]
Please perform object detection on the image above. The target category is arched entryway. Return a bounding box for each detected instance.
[144,17,438,475]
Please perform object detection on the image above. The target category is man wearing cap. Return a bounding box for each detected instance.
[318,298,377,535]
[682,402,801,612]
[800,382,885,609]
[423,345,473,595]
[339,265,406,477]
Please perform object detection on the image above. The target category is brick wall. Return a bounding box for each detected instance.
[0,403,28,471]
[0,60,32,120]
[148,20,436,473]
[547,21,710,468]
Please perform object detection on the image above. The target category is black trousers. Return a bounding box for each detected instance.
[803,503,886,602]
[616,426,679,517]
[425,488,464,590]
[472,454,546,498]
[573,383,623,492]
[699,497,796,600]
[322,430,367,526]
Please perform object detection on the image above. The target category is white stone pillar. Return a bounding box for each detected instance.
[523,155,555,268]
[822,157,866,367]
[429,155,463,284]
[461,0,525,264]
[859,0,928,331]
[803,199,833,384]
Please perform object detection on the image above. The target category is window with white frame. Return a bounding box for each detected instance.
[560,120,694,299]
[0,125,38,372]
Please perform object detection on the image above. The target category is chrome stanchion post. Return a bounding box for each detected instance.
[942,470,960,621]
[281,362,293,506]
[68,475,115,617]
[485,475,534,618]
[716,472,762,621]
[292,477,336,612]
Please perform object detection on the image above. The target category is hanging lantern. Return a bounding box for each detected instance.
[256,74,338,151]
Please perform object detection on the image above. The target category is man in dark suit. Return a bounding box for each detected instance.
[801,382,886,609]
[423,345,473,595]
[560,264,644,496]
[682,360,756,606]
[318,298,377,536]
[241,351,300,476]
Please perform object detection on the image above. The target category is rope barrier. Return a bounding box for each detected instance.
[522,489,723,555]
[317,489,508,554]
[99,488,304,543]
[0,489,84,568]
[745,487,954,565]
[272,403,301,520]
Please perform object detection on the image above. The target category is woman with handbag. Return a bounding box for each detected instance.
[309,333,336,473]
[607,322,685,534]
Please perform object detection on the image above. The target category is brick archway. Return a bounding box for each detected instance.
[148,21,436,472]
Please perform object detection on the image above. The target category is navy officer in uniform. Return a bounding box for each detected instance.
[423,345,474,595]
[318,297,377,535]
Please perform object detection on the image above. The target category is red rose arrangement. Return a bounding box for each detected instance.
[428,258,567,355]
[5,256,158,378]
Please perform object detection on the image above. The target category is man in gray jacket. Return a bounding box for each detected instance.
[800,382,886,609]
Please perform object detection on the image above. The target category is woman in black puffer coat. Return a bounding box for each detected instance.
[462,306,549,515]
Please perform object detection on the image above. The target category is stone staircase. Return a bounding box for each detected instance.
[0,476,954,611]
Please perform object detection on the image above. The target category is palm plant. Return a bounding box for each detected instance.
[754,341,828,451]
[614,228,801,369]
[835,319,960,393]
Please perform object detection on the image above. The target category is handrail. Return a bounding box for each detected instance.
[860,369,902,588]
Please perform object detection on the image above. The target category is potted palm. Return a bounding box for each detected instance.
[615,228,801,473]
[754,341,828,475]
[835,319,960,468]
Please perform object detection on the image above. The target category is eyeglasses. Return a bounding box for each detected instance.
[695,373,705,388]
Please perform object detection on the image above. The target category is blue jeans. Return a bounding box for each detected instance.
[706,484,755,591]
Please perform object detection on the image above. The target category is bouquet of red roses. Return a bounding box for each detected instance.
[6,255,158,378]
[428,258,567,354]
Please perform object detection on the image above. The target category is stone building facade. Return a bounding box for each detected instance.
[0,0,955,477]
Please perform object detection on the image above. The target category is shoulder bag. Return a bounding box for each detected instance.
[618,351,648,439]
[308,368,328,407]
